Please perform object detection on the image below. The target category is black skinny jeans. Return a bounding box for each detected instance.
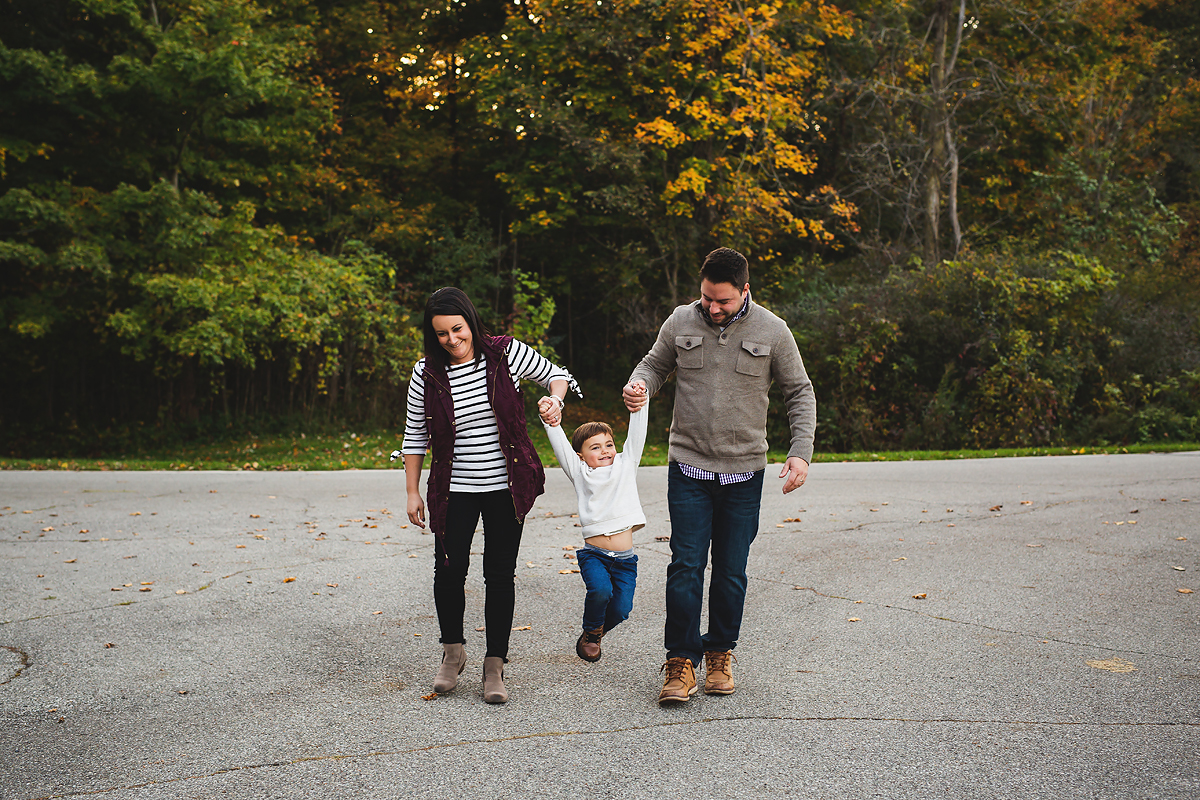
[434,490,524,661]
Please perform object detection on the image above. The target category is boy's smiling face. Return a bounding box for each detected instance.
[577,432,616,469]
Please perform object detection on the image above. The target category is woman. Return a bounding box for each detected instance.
[402,287,579,703]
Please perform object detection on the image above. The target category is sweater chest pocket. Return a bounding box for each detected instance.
[675,335,704,369]
[735,341,771,376]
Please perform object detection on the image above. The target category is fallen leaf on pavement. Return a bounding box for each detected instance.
[783,517,802,523]
[1177,588,1193,594]
[64,559,76,563]
[989,504,1002,512]
[912,593,927,600]
[655,535,670,542]
[422,692,439,701]
[1173,566,1186,571]
[326,583,338,588]
[283,577,297,583]
[1020,501,1032,506]
[1027,543,1043,548]
[847,618,861,622]
[512,625,531,631]
[175,590,186,595]
[104,643,115,648]
[559,569,580,574]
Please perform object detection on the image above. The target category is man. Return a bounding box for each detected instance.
[623,247,816,704]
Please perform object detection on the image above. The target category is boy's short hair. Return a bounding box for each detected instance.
[700,247,749,289]
[571,421,614,453]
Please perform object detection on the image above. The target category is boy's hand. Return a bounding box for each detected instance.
[623,380,647,412]
[538,395,563,427]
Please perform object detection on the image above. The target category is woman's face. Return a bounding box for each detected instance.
[431,314,475,364]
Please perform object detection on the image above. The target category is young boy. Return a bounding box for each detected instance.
[539,390,647,662]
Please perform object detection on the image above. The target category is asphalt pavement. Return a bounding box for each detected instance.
[2,452,1198,799]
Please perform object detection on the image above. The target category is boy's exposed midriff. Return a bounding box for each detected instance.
[584,526,634,552]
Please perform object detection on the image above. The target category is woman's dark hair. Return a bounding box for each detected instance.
[423,287,491,369]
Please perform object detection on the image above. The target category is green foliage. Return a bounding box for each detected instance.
[1032,156,1185,266]
[2,0,1199,455]
[786,249,1124,451]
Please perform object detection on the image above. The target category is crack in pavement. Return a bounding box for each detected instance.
[2,645,31,684]
[22,714,1200,799]
[775,582,1194,663]
[0,546,433,627]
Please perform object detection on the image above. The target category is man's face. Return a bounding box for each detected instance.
[700,278,748,326]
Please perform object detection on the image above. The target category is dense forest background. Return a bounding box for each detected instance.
[2,0,1198,455]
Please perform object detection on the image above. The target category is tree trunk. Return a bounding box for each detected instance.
[923,0,951,265]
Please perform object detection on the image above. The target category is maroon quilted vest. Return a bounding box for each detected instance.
[422,335,546,550]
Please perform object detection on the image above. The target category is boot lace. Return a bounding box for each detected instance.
[661,657,691,680]
[705,650,736,673]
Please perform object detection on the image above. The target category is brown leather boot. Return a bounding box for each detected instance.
[657,657,697,704]
[703,650,737,695]
[482,656,507,704]
[432,643,466,693]
[575,627,604,662]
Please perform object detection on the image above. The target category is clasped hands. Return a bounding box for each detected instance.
[537,395,565,427]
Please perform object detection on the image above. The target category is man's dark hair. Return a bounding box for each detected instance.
[422,287,491,369]
[700,247,749,289]
[571,421,614,453]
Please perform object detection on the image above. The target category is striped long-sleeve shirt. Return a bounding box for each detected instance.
[402,339,577,493]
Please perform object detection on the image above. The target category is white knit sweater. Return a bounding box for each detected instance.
[543,405,648,539]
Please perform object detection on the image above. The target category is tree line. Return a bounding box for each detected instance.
[2,0,1197,453]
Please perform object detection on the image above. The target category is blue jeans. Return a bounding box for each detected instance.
[665,462,764,665]
[576,547,638,633]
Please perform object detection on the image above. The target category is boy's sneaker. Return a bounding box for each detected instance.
[576,628,604,662]
[657,657,698,704]
[703,650,737,695]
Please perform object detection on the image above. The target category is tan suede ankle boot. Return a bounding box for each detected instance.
[432,643,466,693]
[482,656,507,704]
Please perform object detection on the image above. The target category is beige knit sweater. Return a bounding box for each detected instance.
[629,299,816,472]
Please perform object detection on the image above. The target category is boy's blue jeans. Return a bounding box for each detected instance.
[665,462,765,665]
[575,547,638,632]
